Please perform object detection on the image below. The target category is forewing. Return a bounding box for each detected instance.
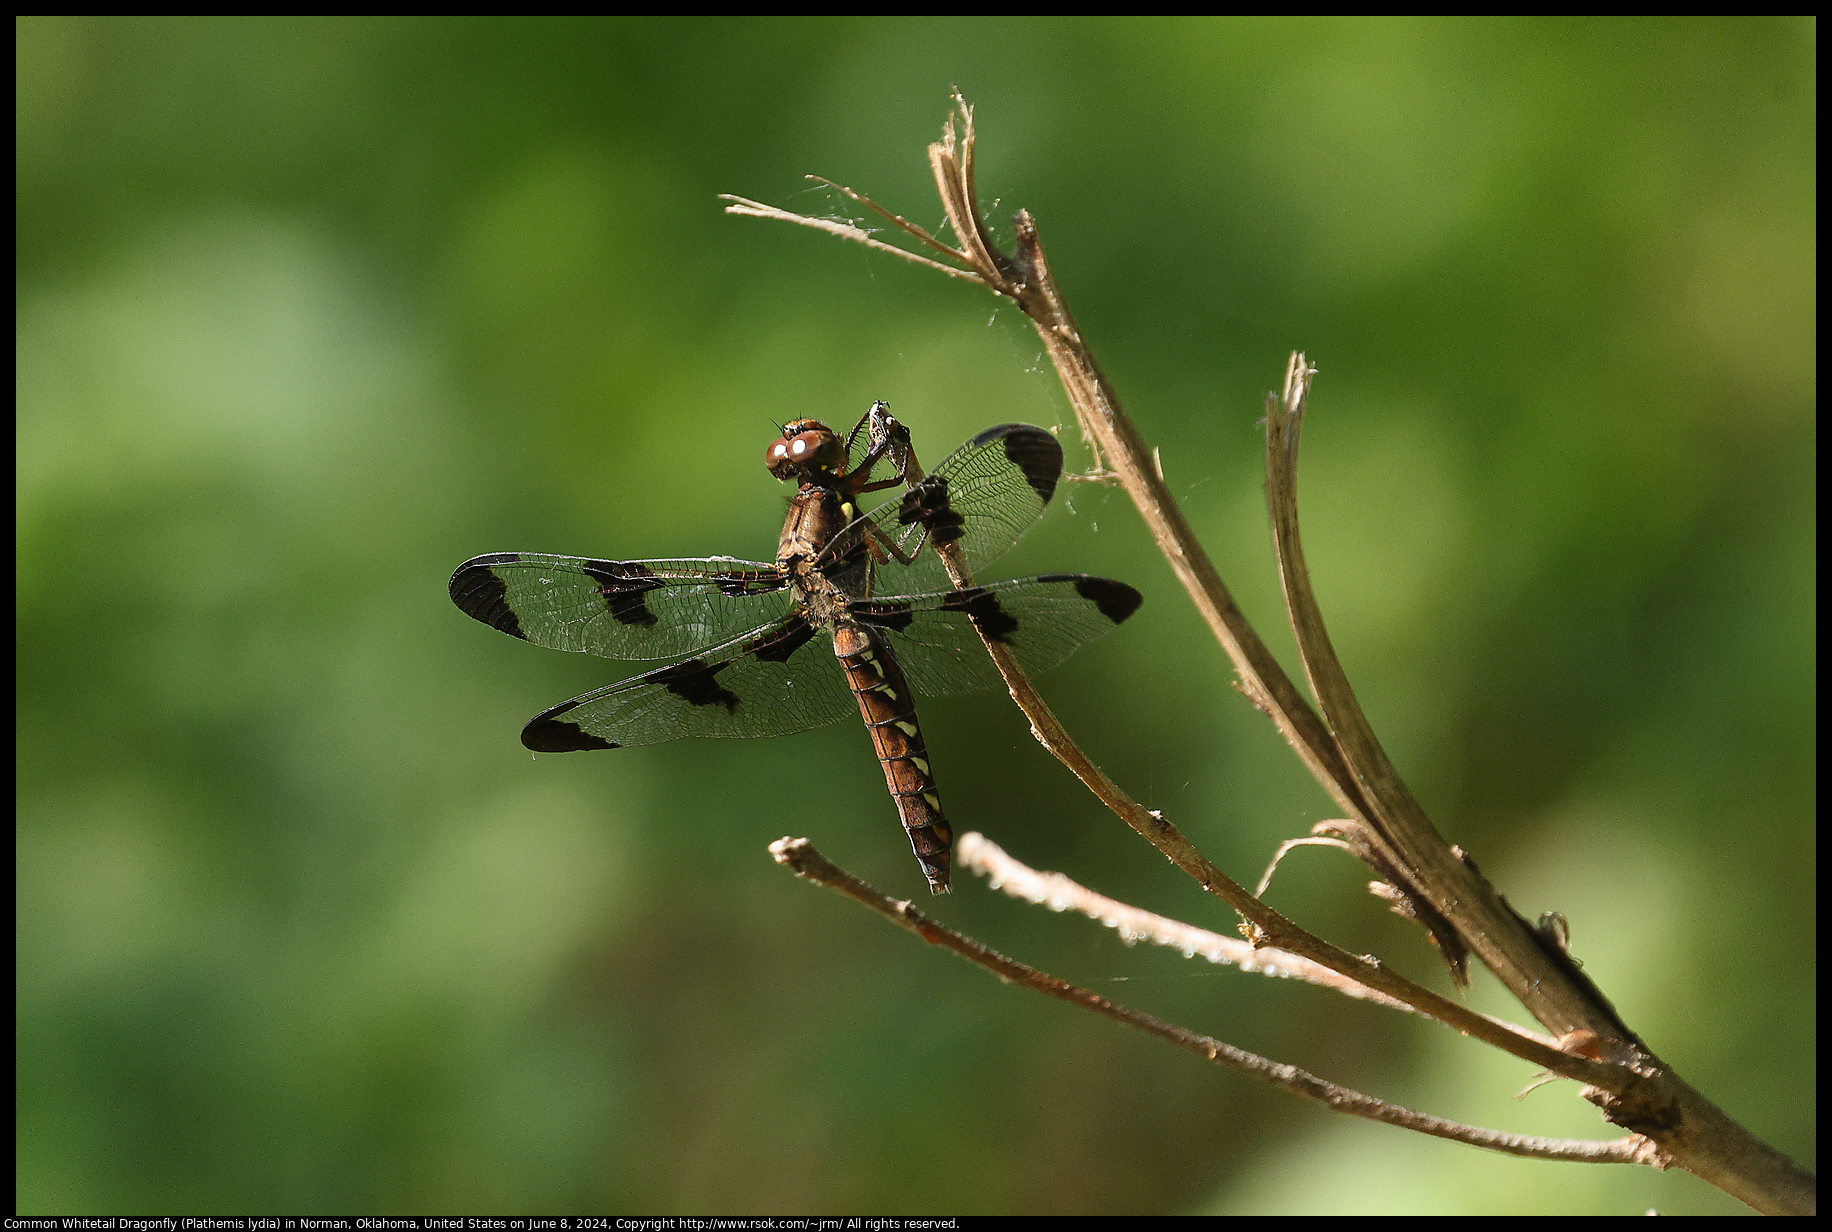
[520,614,858,751]
[856,423,1065,593]
[852,574,1142,698]
[450,553,790,661]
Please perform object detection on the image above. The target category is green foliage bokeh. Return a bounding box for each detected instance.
[17,15,1814,1215]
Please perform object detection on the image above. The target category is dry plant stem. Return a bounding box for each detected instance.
[1265,356,1618,1036]
[932,122,1762,1191]
[721,193,979,284]
[924,113,1369,822]
[728,95,1816,1214]
[924,530,1613,1092]
[921,108,1641,1077]
[1255,835,1359,899]
[962,831,1498,1025]
[1263,360,1813,1212]
[770,837,1653,1167]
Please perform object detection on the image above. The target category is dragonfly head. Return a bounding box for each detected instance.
[766,419,845,481]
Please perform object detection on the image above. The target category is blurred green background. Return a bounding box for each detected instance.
[16,15,1814,1216]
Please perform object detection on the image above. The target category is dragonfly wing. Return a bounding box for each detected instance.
[450,553,790,661]
[855,423,1065,593]
[520,613,857,751]
[852,574,1142,698]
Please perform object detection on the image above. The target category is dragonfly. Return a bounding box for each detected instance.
[448,403,1141,893]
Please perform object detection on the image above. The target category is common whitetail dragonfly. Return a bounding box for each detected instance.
[449,404,1141,893]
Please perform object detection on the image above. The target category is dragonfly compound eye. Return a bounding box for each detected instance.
[766,420,842,479]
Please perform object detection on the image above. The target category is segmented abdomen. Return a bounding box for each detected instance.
[832,622,953,894]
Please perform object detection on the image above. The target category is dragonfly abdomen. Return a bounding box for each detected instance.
[833,623,953,894]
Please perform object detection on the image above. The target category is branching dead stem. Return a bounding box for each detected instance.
[770,837,1656,1167]
[727,93,1816,1215]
